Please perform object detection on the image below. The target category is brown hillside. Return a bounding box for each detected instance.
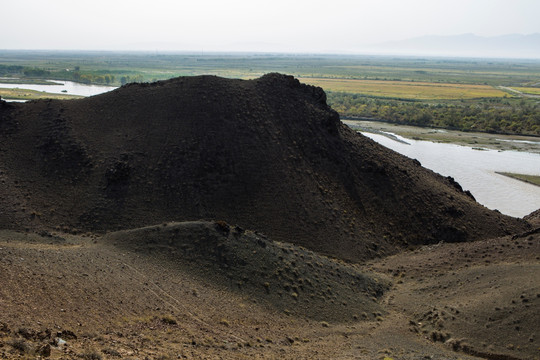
[0,74,529,261]
[0,224,537,359]
[525,208,540,226]
[104,221,390,322]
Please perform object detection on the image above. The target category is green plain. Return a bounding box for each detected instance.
[0,50,539,135]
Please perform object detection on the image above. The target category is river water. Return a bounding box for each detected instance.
[0,80,117,97]
[362,131,540,218]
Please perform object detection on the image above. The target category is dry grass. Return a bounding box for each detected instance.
[298,77,508,100]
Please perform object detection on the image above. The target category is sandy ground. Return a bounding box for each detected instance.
[343,120,540,154]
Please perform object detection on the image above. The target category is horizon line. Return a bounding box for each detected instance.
[1,48,540,61]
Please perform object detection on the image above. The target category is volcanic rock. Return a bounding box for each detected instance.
[0,74,529,261]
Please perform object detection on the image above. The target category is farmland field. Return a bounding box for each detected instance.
[2,51,540,87]
[299,78,509,100]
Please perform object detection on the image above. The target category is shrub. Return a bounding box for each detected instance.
[161,314,177,325]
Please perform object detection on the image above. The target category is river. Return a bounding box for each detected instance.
[361,130,540,218]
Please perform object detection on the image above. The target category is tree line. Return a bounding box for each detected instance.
[0,65,143,86]
[327,92,540,136]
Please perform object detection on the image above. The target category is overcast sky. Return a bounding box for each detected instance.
[2,0,539,54]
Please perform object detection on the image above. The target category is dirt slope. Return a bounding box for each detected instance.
[369,229,540,360]
[104,221,390,322]
[525,208,540,226]
[0,224,538,359]
[0,74,529,261]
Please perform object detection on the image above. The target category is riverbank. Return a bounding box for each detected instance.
[0,88,83,100]
[0,79,117,100]
[0,77,58,85]
[343,119,540,154]
[496,172,540,187]
[342,119,540,217]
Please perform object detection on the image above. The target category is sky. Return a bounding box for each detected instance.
[1,0,539,55]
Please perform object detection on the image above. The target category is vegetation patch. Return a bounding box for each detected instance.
[330,93,540,135]
[496,172,540,186]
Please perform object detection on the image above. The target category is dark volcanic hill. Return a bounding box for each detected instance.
[0,74,529,261]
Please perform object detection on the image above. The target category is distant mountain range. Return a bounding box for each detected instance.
[370,33,540,59]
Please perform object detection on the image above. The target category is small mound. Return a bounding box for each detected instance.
[104,221,390,322]
[524,208,540,226]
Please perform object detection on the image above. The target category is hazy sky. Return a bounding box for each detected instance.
[2,0,539,53]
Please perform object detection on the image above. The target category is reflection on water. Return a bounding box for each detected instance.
[363,132,540,218]
[0,80,117,97]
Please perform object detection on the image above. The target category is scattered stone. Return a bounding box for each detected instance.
[58,330,77,340]
[38,343,51,357]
